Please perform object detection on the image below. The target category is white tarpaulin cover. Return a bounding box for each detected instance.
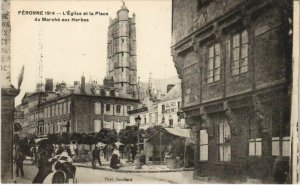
[164,128,191,138]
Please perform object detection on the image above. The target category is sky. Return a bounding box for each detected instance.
[10,0,176,104]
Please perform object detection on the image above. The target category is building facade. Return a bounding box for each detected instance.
[128,83,191,167]
[18,77,139,138]
[171,0,292,183]
[106,3,137,95]
[129,83,185,129]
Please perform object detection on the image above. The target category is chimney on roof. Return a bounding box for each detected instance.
[167,84,175,93]
[103,77,114,87]
[36,83,44,92]
[45,78,53,92]
[81,76,85,94]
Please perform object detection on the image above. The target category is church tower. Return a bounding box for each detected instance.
[106,2,137,95]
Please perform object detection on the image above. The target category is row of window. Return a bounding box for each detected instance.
[92,89,119,97]
[28,112,43,122]
[98,103,132,115]
[44,101,71,118]
[93,120,128,132]
[161,101,181,114]
[38,121,70,135]
[207,30,249,84]
[199,117,290,162]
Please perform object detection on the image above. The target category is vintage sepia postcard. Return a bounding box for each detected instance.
[1,0,299,184]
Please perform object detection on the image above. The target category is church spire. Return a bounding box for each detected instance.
[120,1,128,11]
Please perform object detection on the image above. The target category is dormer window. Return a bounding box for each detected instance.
[105,90,110,96]
[101,89,105,96]
[111,90,115,96]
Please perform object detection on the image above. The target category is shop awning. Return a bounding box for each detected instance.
[139,123,153,130]
[165,128,190,138]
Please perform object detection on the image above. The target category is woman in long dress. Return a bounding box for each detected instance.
[33,140,76,183]
[110,147,121,169]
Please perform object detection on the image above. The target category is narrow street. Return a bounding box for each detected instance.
[14,164,205,184]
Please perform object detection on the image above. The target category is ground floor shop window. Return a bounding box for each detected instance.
[272,108,290,157]
[249,138,262,156]
[218,120,231,161]
[272,137,290,156]
[249,120,262,156]
[199,129,208,161]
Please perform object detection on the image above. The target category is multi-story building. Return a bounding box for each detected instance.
[129,83,191,166]
[14,105,25,137]
[106,2,137,95]
[19,77,139,138]
[129,83,185,129]
[157,84,184,128]
[171,0,292,183]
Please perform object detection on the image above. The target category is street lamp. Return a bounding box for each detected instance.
[135,115,142,169]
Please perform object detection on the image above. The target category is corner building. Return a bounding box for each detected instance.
[106,3,137,95]
[19,77,139,138]
[171,0,292,183]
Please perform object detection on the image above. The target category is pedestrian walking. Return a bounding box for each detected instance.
[14,146,26,178]
[125,144,132,162]
[105,144,113,161]
[131,145,137,162]
[92,146,101,168]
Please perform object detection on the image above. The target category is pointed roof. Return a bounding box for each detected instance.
[120,2,129,11]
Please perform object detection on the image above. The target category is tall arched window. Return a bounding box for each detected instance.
[219,120,231,161]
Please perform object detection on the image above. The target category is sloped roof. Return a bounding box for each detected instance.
[161,83,181,101]
[146,127,190,141]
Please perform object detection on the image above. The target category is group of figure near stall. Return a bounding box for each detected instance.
[14,140,141,183]
[15,139,77,183]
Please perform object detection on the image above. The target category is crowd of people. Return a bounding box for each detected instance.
[14,139,143,183]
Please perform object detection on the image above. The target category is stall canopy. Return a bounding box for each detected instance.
[139,123,153,130]
[164,128,190,138]
[147,127,190,141]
